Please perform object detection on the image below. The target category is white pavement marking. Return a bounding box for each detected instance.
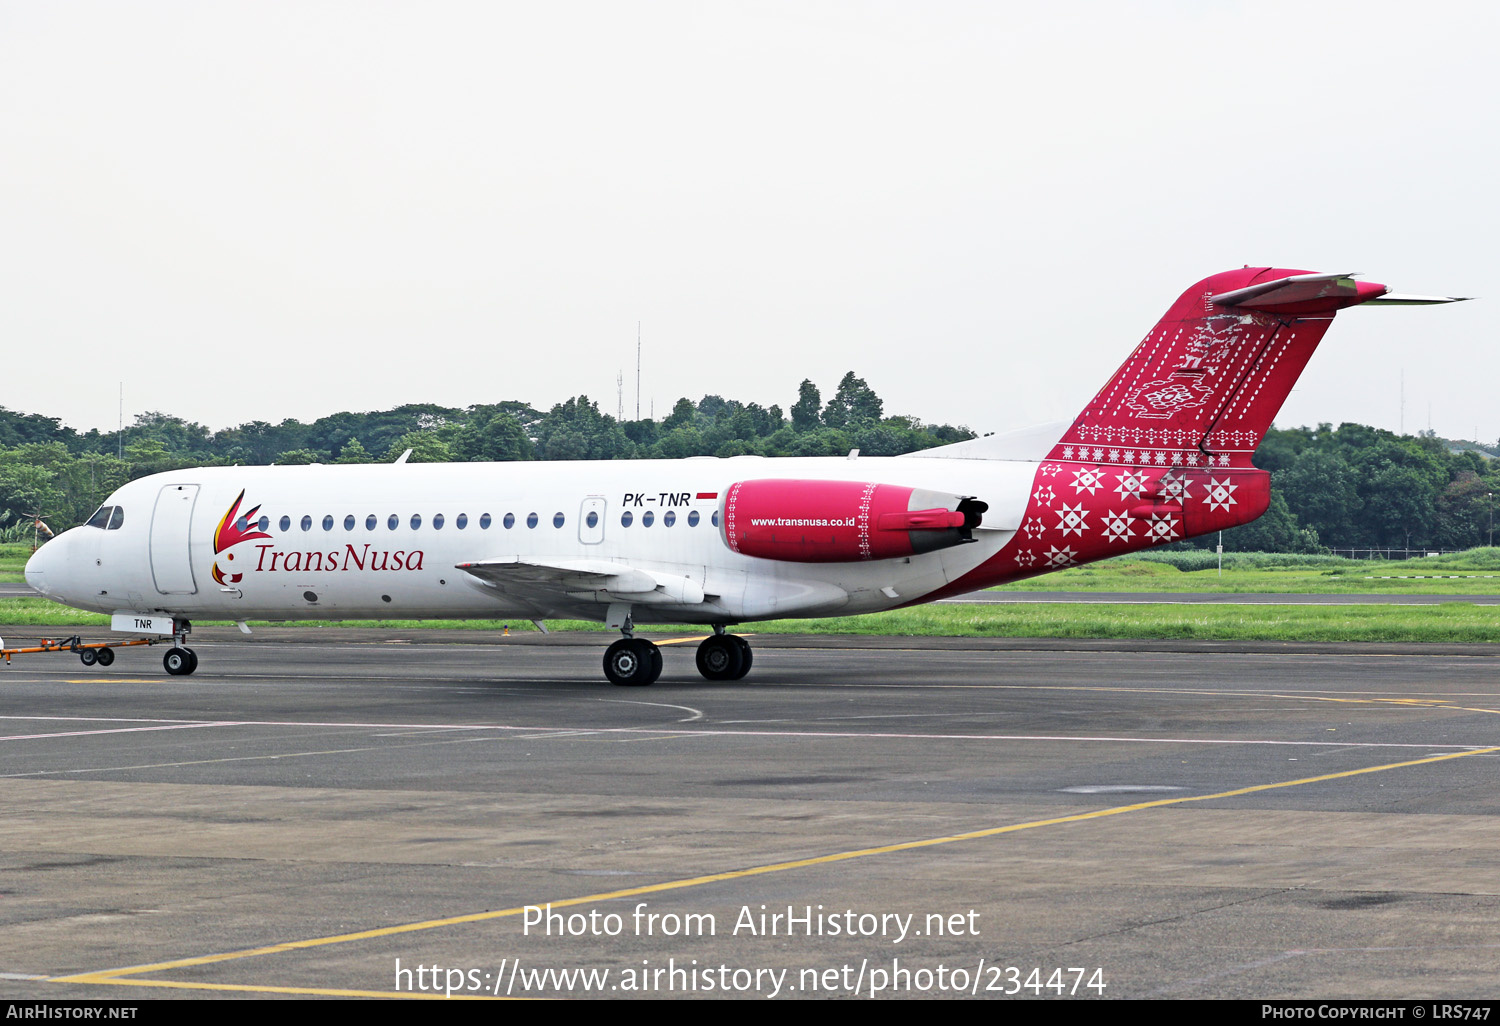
[0,722,239,742]
[595,699,705,722]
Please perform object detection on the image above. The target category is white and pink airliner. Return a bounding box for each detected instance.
[24,269,1464,684]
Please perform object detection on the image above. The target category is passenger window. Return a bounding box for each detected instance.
[456,514,468,529]
[410,514,422,530]
[503,513,514,529]
[663,511,676,527]
[642,511,654,527]
[235,516,248,532]
[480,513,492,529]
[688,510,700,527]
[526,513,538,529]
[712,511,719,528]
[258,516,270,532]
[434,514,445,530]
[586,511,598,528]
[279,515,291,532]
[366,515,377,530]
[323,515,334,531]
[343,515,356,531]
[301,515,313,531]
[552,512,564,528]
[85,506,112,529]
[388,514,399,530]
[621,511,633,527]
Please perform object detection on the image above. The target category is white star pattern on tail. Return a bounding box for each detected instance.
[1103,511,1133,543]
[1203,476,1238,512]
[1056,503,1088,537]
[1071,467,1106,495]
[1045,545,1077,567]
[1145,513,1179,543]
[1157,471,1188,502]
[1115,470,1148,501]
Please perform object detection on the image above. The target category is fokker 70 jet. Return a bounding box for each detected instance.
[23,268,1464,684]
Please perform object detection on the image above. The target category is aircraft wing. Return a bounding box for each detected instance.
[457,557,705,605]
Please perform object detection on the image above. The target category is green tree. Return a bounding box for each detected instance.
[652,426,708,459]
[451,409,534,462]
[661,398,696,432]
[383,432,452,463]
[828,372,883,428]
[1278,450,1362,544]
[1222,492,1319,552]
[790,380,822,432]
[1352,438,1447,547]
[533,397,633,461]
[0,460,63,529]
[334,437,373,464]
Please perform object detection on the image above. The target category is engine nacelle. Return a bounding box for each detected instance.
[720,479,985,563]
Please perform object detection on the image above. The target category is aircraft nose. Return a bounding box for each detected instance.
[25,536,62,597]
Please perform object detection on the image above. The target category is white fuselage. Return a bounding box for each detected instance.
[25,455,1033,626]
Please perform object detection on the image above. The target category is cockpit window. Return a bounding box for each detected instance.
[85,505,114,529]
[107,507,125,530]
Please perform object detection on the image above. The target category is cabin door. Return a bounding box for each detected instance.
[150,483,200,595]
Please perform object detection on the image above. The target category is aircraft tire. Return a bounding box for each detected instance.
[696,635,744,682]
[79,649,97,666]
[184,648,199,674]
[604,638,656,686]
[164,647,194,676]
[95,647,115,667]
[728,635,752,680]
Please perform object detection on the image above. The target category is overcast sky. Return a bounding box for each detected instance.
[2,2,1492,443]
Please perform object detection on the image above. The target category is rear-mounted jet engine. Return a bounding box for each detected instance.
[720,479,987,563]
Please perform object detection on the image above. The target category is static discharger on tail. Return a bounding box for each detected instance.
[19,269,1468,684]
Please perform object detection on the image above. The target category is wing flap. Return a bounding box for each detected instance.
[457,557,704,605]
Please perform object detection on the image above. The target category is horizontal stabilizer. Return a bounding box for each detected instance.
[1209,272,1387,314]
[1363,292,1473,305]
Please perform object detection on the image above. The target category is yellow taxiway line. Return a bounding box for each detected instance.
[50,743,1500,997]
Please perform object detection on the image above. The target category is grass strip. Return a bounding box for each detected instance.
[2,597,1498,644]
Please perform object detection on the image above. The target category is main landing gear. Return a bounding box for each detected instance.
[603,636,662,686]
[695,631,751,682]
[600,622,752,686]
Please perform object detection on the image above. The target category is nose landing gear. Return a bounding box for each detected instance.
[163,620,197,675]
[163,647,199,676]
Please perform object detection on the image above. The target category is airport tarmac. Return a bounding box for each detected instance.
[1,626,1499,1000]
